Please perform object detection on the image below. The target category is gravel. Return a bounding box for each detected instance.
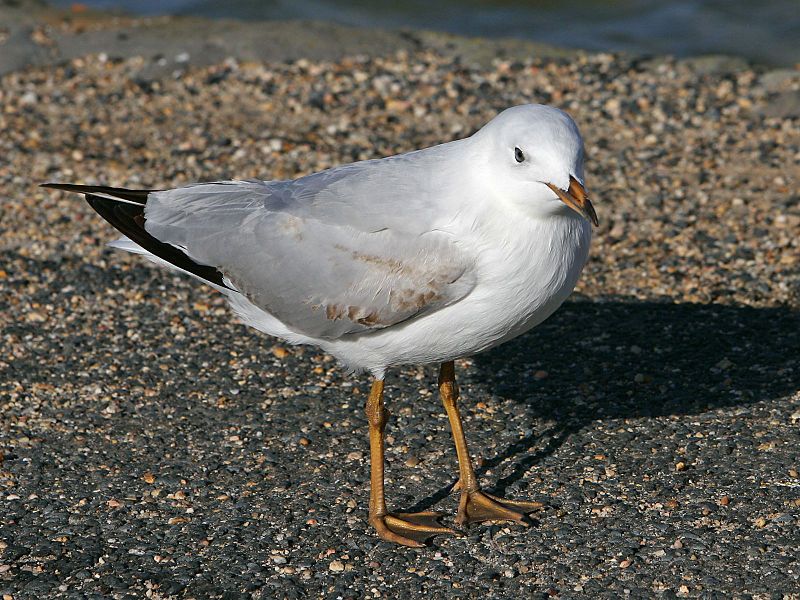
[1,7,799,600]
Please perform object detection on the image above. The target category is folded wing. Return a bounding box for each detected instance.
[140,151,475,339]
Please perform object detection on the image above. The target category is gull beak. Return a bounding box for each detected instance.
[545,176,599,226]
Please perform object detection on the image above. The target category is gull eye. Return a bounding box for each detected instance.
[514,147,525,163]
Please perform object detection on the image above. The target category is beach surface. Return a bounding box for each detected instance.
[1,2,799,598]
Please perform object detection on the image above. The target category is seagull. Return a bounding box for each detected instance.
[43,104,597,547]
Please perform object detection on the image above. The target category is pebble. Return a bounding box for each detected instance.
[329,560,345,572]
[271,346,290,358]
[404,455,420,467]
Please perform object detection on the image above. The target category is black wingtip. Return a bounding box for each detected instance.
[87,194,231,290]
[41,183,156,204]
[41,182,76,191]
[42,182,232,290]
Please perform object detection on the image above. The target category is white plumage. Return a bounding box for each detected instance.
[108,104,592,377]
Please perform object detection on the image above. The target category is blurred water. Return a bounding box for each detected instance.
[49,0,800,65]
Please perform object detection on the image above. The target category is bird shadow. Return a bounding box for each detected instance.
[407,297,800,511]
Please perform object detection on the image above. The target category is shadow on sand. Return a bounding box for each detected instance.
[409,297,800,510]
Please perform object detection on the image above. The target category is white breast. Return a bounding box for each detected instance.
[475,211,592,348]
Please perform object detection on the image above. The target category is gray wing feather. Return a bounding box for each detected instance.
[144,145,476,339]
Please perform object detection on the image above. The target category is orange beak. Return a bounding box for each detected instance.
[545,176,598,226]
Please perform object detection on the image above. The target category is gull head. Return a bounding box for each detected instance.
[473,104,598,226]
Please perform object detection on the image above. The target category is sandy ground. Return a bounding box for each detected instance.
[1,2,799,599]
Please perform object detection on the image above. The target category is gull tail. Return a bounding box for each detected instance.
[40,183,232,290]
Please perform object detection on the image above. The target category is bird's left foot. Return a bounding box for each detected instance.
[455,489,544,526]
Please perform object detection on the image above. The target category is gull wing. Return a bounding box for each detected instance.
[143,146,476,339]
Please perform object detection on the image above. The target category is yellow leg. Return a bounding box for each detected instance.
[439,362,544,526]
[366,379,457,547]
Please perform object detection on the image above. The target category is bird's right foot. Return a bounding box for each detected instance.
[370,511,458,547]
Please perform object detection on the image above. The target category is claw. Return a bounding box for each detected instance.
[483,492,545,511]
